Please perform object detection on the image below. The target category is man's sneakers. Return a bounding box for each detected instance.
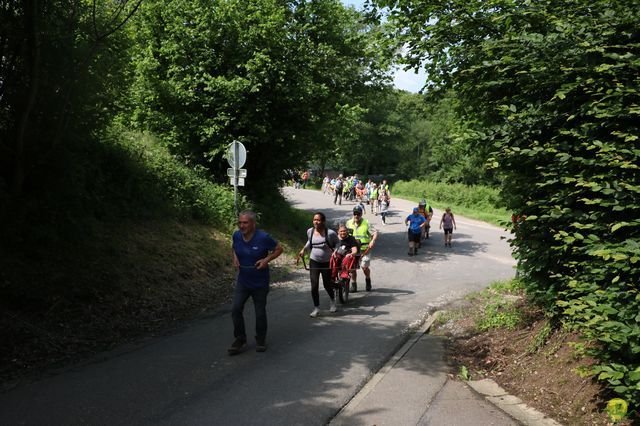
[255,336,267,353]
[329,300,337,313]
[310,307,320,318]
[365,278,372,292]
[227,338,247,355]
[228,337,267,355]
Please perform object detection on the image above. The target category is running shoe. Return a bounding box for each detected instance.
[255,336,267,352]
[227,338,247,355]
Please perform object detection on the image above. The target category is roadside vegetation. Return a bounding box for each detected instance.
[378,0,639,416]
[433,279,633,425]
[391,180,508,227]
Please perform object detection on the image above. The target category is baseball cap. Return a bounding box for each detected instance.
[413,207,419,213]
[353,206,363,215]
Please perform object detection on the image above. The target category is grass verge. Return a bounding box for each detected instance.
[391,179,509,227]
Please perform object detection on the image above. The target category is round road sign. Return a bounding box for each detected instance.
[226,141,247,169]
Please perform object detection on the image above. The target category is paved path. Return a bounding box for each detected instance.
[0,187,517,425]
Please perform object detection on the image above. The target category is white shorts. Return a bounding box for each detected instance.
[359,254,371,268]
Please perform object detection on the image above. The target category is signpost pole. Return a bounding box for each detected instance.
[226,140,247,217]
[234,142,239,216]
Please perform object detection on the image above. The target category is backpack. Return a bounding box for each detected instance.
[335,179,343,190]
[307,228,336,250]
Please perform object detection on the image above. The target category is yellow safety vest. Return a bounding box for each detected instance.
[346,218,372,249]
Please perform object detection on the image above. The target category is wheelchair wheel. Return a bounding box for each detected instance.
[339,278,349,304]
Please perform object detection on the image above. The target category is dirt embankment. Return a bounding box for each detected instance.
[433,297,634,425]
[0,219,242,388]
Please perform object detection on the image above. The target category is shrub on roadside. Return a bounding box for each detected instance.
[106,129,243,229]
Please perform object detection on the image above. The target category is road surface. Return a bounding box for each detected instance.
[0,187,516,425]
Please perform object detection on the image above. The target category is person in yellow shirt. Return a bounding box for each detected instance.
[346,206,378,292]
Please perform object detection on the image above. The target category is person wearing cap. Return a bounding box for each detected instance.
[405,207,427,256]
[346,206,378,292]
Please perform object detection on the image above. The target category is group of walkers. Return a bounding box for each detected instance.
[404,204,457,255]
[227,206,378,355]
[226,183,457,355]
[296,208,377,317]
[323,174,392,224]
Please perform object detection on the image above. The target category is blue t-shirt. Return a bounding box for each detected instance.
[406,214,426,234]
[232,229,278,289]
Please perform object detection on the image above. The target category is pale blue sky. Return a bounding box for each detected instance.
[342,0,366,8]
[341,0,426,93]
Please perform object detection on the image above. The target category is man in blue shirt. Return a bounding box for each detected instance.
[405,207,427,257]
[229,210,283,354]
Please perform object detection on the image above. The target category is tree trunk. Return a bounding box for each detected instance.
[13,0,40,197]
[319,158,326,179]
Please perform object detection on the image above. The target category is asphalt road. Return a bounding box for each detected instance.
[0,188,516,425]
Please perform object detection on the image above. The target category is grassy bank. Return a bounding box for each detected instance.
[391,179,509,227]
[0,129,307,384]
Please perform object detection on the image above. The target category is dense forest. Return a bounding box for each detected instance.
[1,0,638,414]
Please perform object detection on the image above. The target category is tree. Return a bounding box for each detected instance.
[0,0,141,197]
[373,0,640,408]
[127,0,389,191]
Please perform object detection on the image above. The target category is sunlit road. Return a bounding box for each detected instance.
[283,187,516,321]
[0,188,515,425]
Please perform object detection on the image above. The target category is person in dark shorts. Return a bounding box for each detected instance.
[439,207,457,247]
[405,207,427,256]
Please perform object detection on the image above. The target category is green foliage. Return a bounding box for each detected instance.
[330,90,494,184]
[394,91,493,184]
[458,365,471,381]
[331,89,403,175]
[526,321,554,355]
[127,0,389,191]
[393,179,502,211]
[606,398,629,423]
[0,0,137,197]
[434,310,464,326]
[105,129,242,228]
[463,280,525,331]
[391,179,508,225]
[476,301,522,332]
[377,0,640,409]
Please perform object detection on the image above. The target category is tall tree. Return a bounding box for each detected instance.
[374,0,640,407]
[128,0,389,191]
[0,0,140,197]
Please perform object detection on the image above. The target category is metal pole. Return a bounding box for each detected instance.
[234,142,239,216]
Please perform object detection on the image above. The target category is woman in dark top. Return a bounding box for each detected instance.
[335,224,360,259]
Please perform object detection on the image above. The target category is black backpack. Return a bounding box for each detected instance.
[307,228,336,250]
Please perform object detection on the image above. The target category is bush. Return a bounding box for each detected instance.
[105,129,243,229]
